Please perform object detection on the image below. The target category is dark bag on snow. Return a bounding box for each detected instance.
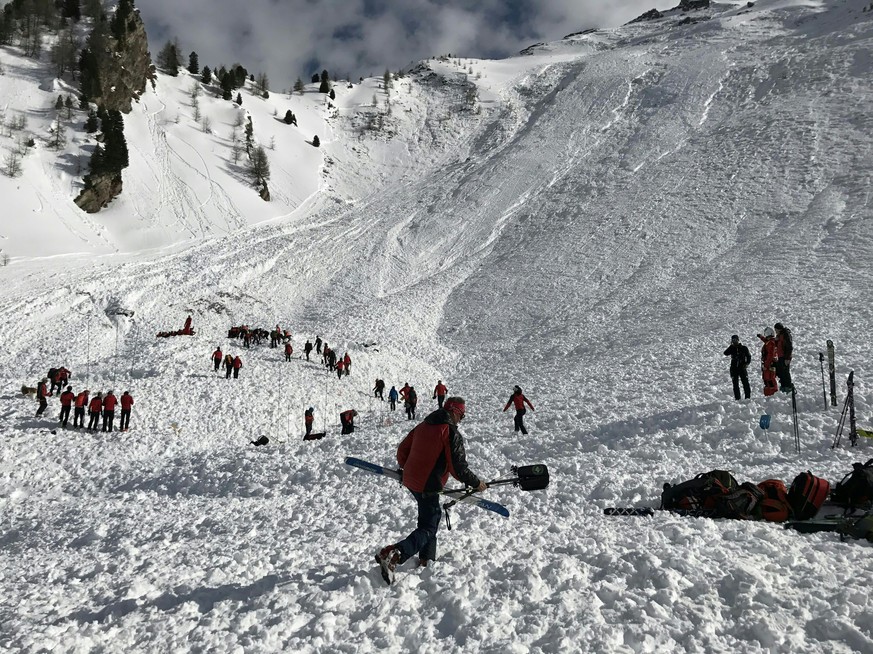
[661,470,738,511]
[713,481,764,519]
[831,459,873,508]
[788,471,830,520]
[756,479,792,522]
[514,465,550,491]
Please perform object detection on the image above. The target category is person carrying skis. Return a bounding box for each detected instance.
[233,355,243,379]
[88,392,103,431]
[284,341,294,362]
[774,322,794,392]
[405,386,418,420]
[59,386,75,428]
[304,407,315,438]
[723,335,752,400]
[340,409,358,434]
[102,390,117,432]
[375,396,487,584]
[73,389,89,428]
[388,385,399,411]
[503,385,535,434]
[757,327,779,397]
[119,391,134,431]
[224,354,234,379]
[35,377,50,417]
[373,378,385,400]
[433,380,447,408]
[211,347,223,372]
[304,340,313,361]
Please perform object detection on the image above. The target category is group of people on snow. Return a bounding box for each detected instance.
[35,373,134,432]
[211,347,244,379]
[724,322,793,400]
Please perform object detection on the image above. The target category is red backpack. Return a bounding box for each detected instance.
[788,472,830,520]
[756,479,792,522]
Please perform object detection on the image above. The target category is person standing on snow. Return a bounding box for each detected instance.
[315,336,322,354]
[224,354,234,379]
[432,380,447,408]
[774,322,794,392]
[88,392,103,431]
[119,391,134,431]
[284,341,294,362]
[373,378,385,400]
[233,355,243,379]
[102,390,118,432]
[375,397,487,584]
[757,327,779,397]
[723,335,752,400]
[405,386,418,420]
[73,389,89,428]
[304,407,315,438]
[304,340,313,361]
[59,386,75,428]
[211,347,223,372]
[503,385,535,434]
[183,315,193,335]
[336,358,345,379]
[388,385,399,411]
[340,409,358,434]
[35,377,50,417]
[343,352,351,376]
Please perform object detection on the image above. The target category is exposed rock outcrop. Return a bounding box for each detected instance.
[87,8,152,113]
[627,9,664,24]
[74,173,123,213]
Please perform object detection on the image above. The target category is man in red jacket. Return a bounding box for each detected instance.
[375,397,487,584]
[211,347,223,372]
[284,341,293,362]
[74,390,89,428]
[340,409,357,434]
[233,355,243,379]
[432,380,447,408]
[503,385,535,434]
[35,377,50,417]
[88,392,103,431]
[59,385,75,428]
[119,391,134,431]
[102,390,118,432]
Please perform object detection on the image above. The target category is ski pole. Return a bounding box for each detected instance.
[792,387,800,453]
[819,352,827,410]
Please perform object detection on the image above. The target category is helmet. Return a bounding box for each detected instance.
[514,385,522,393]
[308,407,314,412]
[763,327,774,338]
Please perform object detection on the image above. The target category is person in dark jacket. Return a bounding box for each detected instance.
[723,335,752,400]
[59,386,75,428]
[119,391,134,431]
[304,407,315,438]
[315,336,322,354]
[304,340,313,361]
[373,378,385,400]
[375,397,487,584]
[405,386,418,420]
[503,386,534,434]
[774,322,794,392]
[388,385,399,411]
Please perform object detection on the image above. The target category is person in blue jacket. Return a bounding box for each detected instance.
[388,385,399,411]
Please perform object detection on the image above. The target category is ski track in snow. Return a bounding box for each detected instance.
[3,2,873,652]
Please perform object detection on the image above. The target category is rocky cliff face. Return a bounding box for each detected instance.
[74,173,123,213]
[89,8,153,114]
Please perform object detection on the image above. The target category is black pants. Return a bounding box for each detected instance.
[389,399,396,410]
[776,359,793,390]
[436,395,445,408]
[233,368,239,379]
[60,405,71,427]
[285,353,291,361]
[88,411,100,430]
[214,359,221,371]
[395,490,441,563]
[731,368,751,400]
[514,408,528,434]
[406,404,416,420]
[225,366,232,379]
[74,407,85,427]
[36,397,48,417]
[102,410,115,432]
[50,381,62,395]
[120,409,131,430]
[305,351,311,361]
[305,423,312,437]
[341,420,354,435]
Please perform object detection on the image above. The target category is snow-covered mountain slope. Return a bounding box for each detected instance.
[3,0,873,652]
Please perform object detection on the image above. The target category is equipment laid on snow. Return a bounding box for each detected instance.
[250,435,269,446]
[791,387,800,453]
[819,352,827,410]
[831,459,873,509]
[831,371,857,448]
[787,472,830,520]
[827,340,837,406]
[759,414,771,430]
[304,432,326,441]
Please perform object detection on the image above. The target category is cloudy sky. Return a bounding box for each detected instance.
[139,0,664,88]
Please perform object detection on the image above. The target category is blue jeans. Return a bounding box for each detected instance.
[395,490,442,563]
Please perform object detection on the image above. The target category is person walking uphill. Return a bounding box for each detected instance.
[723,335,752,400]
[224,354,234,379]
[284,341,293,362]
[757,327,779,397]
[504,385,535,434]
[233,355,243,379]
[211,347,223,372]
[304,407,315,438]
[433,380,447,408]
[375,397,487,585]
[388,385,399,411]
[774,322,794,392]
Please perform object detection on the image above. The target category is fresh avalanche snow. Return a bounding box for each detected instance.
[2,0,873,652]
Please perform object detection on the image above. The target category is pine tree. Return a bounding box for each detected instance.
[65,95,74,120]
[329,88,335,100]
[61,0,81,21]
[84,110,99,133]
[312,135,320,147]
[157,40,180,76]
[319,70,331,93]
[56,95,65,111]
[201,66,211,84]
[188,51,199,75]
[284,110,296,125]
[110,0,134,43]
[235,92,242,106]
[294,78,304,94]
[383,69,392,89]
[248,145,270,187]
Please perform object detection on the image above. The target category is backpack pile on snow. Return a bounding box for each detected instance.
[756,479,792,522]
[831,459,873,509]
[661,470,738,511]
[787,471,830,519]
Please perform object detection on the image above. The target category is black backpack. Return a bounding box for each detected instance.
[661,470,739,511]
[831,459,873,508]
